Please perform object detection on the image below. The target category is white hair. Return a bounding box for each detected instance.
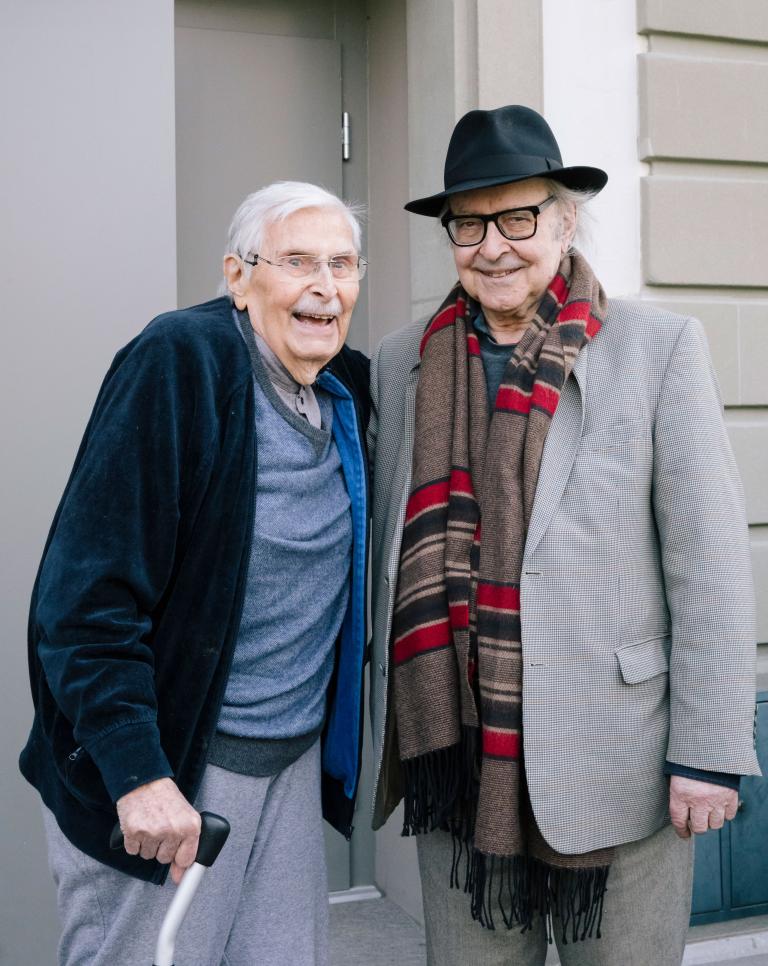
[218,181,365,297]
[544,179,598,254]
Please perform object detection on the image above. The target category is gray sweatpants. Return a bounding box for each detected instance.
[43,741,329,966]
[417,821,694,966]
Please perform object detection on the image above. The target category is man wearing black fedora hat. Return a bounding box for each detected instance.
[367,105,758,965]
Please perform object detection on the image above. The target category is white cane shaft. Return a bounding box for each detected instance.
[153,863,206,966]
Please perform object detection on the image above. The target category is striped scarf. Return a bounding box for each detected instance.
[392,252,613,940]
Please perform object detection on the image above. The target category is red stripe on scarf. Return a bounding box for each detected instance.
[530,382,560,415]
[405,479,450,522]
[449,467,475,496]
[495,385,531,414]
[394,619,452,665]
[558,300,591,323]
[476,583,520,611]
[549,272,569,305]
[420,298,466,355]
[558,298,602,339]
[468,657,477,683]
[467,332,481,356]
[586,314,602,339]
[482,727,521,760]
[449,602,470,629]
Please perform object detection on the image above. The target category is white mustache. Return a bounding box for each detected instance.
[292,297,343,317]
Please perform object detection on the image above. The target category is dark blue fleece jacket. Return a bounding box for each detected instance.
[19,297,370,882]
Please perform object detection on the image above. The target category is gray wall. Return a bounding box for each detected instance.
[0,1,177,960]
[637,1,768,688]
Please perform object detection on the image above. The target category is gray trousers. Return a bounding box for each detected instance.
[417,822,694,966]
[43,741,329,966]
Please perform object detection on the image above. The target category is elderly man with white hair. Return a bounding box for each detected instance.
[20,182,370,965]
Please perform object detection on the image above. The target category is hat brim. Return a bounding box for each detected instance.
[404,166,608,217]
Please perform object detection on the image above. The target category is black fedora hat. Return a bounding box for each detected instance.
[405,104,608,217]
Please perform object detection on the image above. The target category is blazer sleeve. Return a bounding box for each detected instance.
[652,318,760,776]
[33,332,201,802]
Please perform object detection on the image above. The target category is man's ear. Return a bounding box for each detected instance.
[223,254,248,310]
[560,202,577,253]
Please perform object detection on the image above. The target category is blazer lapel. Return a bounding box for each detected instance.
[523,349,587,562]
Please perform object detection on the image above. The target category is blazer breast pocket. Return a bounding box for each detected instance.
[578,417,652,453]
[570,418,653,514]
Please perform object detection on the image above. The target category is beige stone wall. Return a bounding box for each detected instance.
[637,1,768,683]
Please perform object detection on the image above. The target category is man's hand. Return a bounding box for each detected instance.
[116,777,201,884]
[668,776,738,839]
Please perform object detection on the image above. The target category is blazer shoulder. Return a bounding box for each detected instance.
[582,299,712,407]
[605,299,696,344]
[373,319,425,377]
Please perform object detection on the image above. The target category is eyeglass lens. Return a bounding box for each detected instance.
[447,209,538,245]
[268,255,366,281]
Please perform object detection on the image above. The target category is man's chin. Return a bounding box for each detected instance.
[284,343,342,382]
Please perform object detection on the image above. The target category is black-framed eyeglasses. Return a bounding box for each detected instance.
[242,252,367,282]
[441,195,556,246]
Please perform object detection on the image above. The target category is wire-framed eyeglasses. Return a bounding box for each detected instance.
[441,195,556,246]
[242,252,367,281]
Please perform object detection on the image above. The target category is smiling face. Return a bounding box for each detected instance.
[224,206,359,383]
[449,178,575,342]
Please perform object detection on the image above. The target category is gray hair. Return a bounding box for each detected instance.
[544,180,597,254]
[219,181,365,297]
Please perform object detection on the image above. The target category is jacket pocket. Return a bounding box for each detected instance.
[63,744,113,813]
[579,418,651,452]
[615,635,670,684]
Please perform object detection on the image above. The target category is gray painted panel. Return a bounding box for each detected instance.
[642,178,768,288]
[752,536,768,647]
[725,415,768,525]
[739,304,768,406]
[639,55,768,164]
[757,645,768,692]
[176,0,334,37]
[1,1,178,962]
[638,0,768,44]
[175,27,342,307]
[367,0,412,345]
[478,0,541,111]
[406,0,463,307]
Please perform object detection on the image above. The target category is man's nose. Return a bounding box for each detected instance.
[477,220,514,260]
[309,262,339,297]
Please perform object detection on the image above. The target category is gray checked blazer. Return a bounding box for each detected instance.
[368,298,760,855]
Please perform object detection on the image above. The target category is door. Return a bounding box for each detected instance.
[175,26,342,307]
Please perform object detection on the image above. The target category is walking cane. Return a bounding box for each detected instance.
[110,812,231,966]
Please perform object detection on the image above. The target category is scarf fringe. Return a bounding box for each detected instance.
[467,850,609,943]
[401,729,479,838]
[400,734,609,944]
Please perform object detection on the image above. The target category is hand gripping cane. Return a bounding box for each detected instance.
[110,812,230,966]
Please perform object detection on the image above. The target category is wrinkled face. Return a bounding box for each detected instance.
[449,178,574,332]
[227,207,359,382]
